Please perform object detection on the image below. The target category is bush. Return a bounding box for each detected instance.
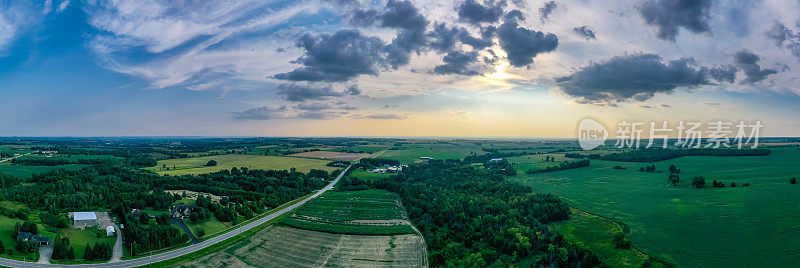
[692,177,706,188]
[205,160,218,166]
[791,177,797,184]
[194,228,205,238]
[613,232,631,249]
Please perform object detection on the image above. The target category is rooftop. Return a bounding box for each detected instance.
[73,211,97,221]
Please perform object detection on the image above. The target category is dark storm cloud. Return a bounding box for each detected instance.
[429,23,460,52]
[457,0,506,25]
[503,10,525,23]
[733,50,778,84]
[233,106,288,120]
[539,1,557,22]
[433,50,481,76]
[497,21,558,67]
[381,0,429,68]
[639,0,712,41]
[277,84,348,102]
[706,64,737,83]
[572,26,596,40]
[556,54,710,104]
[272,30,386,82]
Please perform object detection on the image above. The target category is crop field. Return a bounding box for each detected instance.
[381,142,486,164]
[288,151,368,161]
[280,189,415,235]
[515,147,800,267]
[347,169,392,182]
[506,153,571,173]
[147,154,337,175]
[179,225,425,268]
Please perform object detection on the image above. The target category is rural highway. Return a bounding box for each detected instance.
[0,165,352,268]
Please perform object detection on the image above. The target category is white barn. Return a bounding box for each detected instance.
[72,212,99,227]
[106,226,116,236]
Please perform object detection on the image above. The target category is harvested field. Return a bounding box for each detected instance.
[179,225,426,268]
[289,151,369,161]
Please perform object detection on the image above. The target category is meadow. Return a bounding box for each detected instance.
[280,189,416,235]
[147,154,337,175]
[347,169,392,182]
[381,142,486,164]
[515,147,800,267]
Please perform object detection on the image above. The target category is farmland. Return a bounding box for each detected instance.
[381,142,486,164]
[515,147,800,267]
[179,225,426,267]
[147,154,337,175]
[287,150,368,161]
[280,189,416,235]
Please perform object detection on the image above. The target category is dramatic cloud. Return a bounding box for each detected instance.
[556,54,710,104]
[539,1,557,22]
[639,0,712,41]
[381,0,429,68]
[733,50,777,84]
[497,22,558,67]
[277,84,353,102]
[433,50,481,75]
[429,23,460,52]
[273,30,386,82]
[572,26,596,40]
[347,9,380,27]
[457,0,505,25]
[707,65,737,83]
[766,21,800,61]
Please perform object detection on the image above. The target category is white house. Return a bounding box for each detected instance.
[106,226,116,237]
[72,212,99,227]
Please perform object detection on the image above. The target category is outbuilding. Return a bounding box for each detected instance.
[106,226,116,237]
[72,212,99,227]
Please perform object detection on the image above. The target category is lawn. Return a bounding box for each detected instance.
[0,215,38,261]
[147,154,338,175]
[184,217,232,239]
[514,147,800,267]
[280,189,416,235]
[62,228,116,259]
[506,153,572,173]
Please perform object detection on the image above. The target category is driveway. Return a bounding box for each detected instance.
[37,244,53,264]
[95,212,123,262]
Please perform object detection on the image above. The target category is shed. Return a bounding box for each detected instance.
[106,226,116,236]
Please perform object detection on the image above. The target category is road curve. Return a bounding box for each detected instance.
[0,165,352,268]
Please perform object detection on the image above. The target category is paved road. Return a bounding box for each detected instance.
[0,165,352,268]
[0,153,29,163]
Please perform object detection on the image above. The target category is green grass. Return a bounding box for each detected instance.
[381,142,486,164]
[147,154,338,175]
[279,189,415,235]
[506,153,571,173]
[184,218,232,239]
[347,169,392,182]
[514,147,800,268]
[62,228,116,259]
[0,163,88,178]
[335,145,388,153]
[553,209,669,268]
[0,215,38,261]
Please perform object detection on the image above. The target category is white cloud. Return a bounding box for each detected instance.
[0,12,16,53]
[57,0,70,13]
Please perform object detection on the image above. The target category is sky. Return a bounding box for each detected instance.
[0,0,799,137]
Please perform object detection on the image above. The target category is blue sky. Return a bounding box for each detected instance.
[0,0,799,137]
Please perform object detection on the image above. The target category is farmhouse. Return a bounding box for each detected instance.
[17,232,50,246]
[72,212,99,227]
[170,203,197,218]
[489,158,503,162]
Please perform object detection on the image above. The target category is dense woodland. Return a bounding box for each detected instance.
[373,160,601,267]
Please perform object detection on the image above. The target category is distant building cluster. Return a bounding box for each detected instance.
[369,164,407,174]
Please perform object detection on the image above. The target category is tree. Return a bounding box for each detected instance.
[791,177,797,184]
[0,240,5,253]
[692,176,706,188]
[613,232,631,249]
[205,160,217,167]
[668,174,680,185]
[669,164,677,174]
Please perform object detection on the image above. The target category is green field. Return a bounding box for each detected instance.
[515,147,800,267]
[62,228,116,259]
[280,189,415,235]
[147,154,338,175]
[506,153,571,173]
[184,217,232,239]
[381,142,486,164]
[0,163,88,178]
[347,169,392,182]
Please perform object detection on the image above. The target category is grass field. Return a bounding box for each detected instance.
[347,169,392,182]
[184,218,232,239]
[381,142,486,164]
[0,215,38,260]
[515,147,800,267]
[280,189,416,235]
[287,151,368,161]
[0,163,88,178]
[179,225,426,267]
[147,154,338,175]
[506,153,571,173]
[62,228,116,259]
